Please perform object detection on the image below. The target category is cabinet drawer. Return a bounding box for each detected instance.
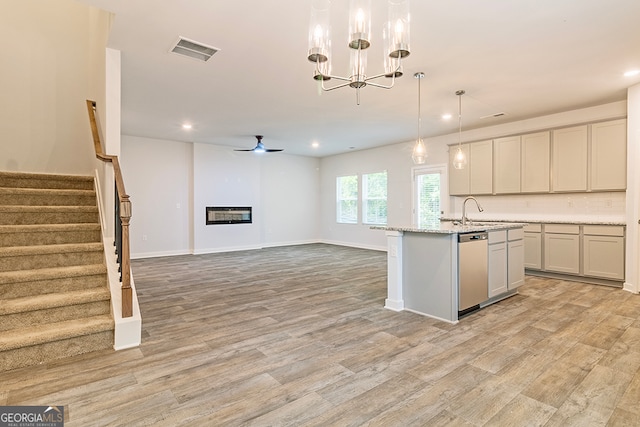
[583,225,624,237]
[488,230,507,244]
[545,224,579,234]
[508,228,524,241]
[524,223,541,233]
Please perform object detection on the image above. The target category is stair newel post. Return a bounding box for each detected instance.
[120,195,133,318]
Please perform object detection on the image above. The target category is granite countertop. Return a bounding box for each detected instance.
[440,217,626,226]
[371,221,527,235]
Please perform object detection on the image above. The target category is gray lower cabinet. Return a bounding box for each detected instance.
[489,229,525,297]
[507,229,525,289]
[583,226,625,280]
[544,224,580,274]
[524,224,542,269]
[524,223,625,282]
[488,231,508,297]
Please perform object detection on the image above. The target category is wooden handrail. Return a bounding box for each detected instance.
[86,100,133,318]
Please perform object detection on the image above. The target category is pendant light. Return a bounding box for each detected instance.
[411,72,426,164]
[452,89,467,170]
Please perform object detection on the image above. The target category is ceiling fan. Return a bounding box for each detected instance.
[234,135,283,153]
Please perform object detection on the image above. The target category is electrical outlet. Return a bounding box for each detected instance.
[142,235,148,241]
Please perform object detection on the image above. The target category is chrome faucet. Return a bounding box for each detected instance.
[462,196,484,225]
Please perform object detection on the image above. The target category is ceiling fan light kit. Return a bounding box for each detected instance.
[234,135,283,153]
[307,0,410,105]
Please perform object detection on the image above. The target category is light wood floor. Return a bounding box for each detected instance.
[2,243,640,426]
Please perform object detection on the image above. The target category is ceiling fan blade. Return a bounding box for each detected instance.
[265,149,284,152]
[234,149,255,151]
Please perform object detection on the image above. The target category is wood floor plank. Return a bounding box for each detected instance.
[1,243,640,426]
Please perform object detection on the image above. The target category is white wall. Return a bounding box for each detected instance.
[0,0,111,175]
[121,136,320,258]
[319,101,628,250]
[120,136,193,258]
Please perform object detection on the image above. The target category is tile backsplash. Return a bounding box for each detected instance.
[450,192,626,223]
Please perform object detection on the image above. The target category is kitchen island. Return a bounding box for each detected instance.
[372,221,526,323]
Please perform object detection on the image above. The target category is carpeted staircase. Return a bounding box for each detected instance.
[0,171,114,372]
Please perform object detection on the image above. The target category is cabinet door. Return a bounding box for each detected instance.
[552,125,588,192]
[590,119,627,191]
[521,132,550,193]
[488,242,508,297]
[494,136,521,194]
[508,239,525,289]
[449,144,470,196]
[524,232,542,269]
[544,233,580,274]
[470,140,493,194]
[583,235,624,280]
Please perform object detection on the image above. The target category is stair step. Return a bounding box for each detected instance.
[0,315,114,352]
[0,242,104,272]
[0,205,99,225]
[0,171,94,190]
[1,287,110,316]
[0,318,114,371]
[0,187,97,206]
[0,223,101,247]
[0,288,111,331]
[0,264,107,298]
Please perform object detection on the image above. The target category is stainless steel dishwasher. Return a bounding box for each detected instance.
[458,231,488,316]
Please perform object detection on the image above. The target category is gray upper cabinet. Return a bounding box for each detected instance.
[493,136,521,194]
[470,140,493,195]
[448,119,626,197]
[521,131,550,193]
[590,119,627,191]
[552,125,588,192]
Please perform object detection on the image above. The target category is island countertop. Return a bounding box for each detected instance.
[371,221,527,235]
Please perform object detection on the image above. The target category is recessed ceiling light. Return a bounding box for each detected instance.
[182,124,192,130]
[624,69,640,77]
[311,141,319,148]
[442,114,452,120]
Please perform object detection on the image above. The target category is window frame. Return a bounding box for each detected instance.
[362,170,388,225]
[336,174,359,224]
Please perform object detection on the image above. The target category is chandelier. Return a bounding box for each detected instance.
[307,0,411,105]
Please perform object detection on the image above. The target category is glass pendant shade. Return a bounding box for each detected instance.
[388,0,410,58]
[412,139,426,164]
[308,0,331,63]
[453,147,467,169]
[349,0,372,49]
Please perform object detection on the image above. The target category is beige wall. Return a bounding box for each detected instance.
[0,0,112,175]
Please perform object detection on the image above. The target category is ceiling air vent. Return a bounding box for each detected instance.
[169,37,219,62]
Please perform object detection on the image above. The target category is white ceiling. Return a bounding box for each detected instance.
[79,0,640,157]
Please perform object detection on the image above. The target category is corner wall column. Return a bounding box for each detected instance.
[624,83,640,294]
[385,230,405,311]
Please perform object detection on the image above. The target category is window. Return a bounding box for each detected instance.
[414,165,448,228]
[336,175,358,223]
[362,171,387,225]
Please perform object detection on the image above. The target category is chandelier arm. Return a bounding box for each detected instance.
[365,79,395,90]
[320,80,355,91]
